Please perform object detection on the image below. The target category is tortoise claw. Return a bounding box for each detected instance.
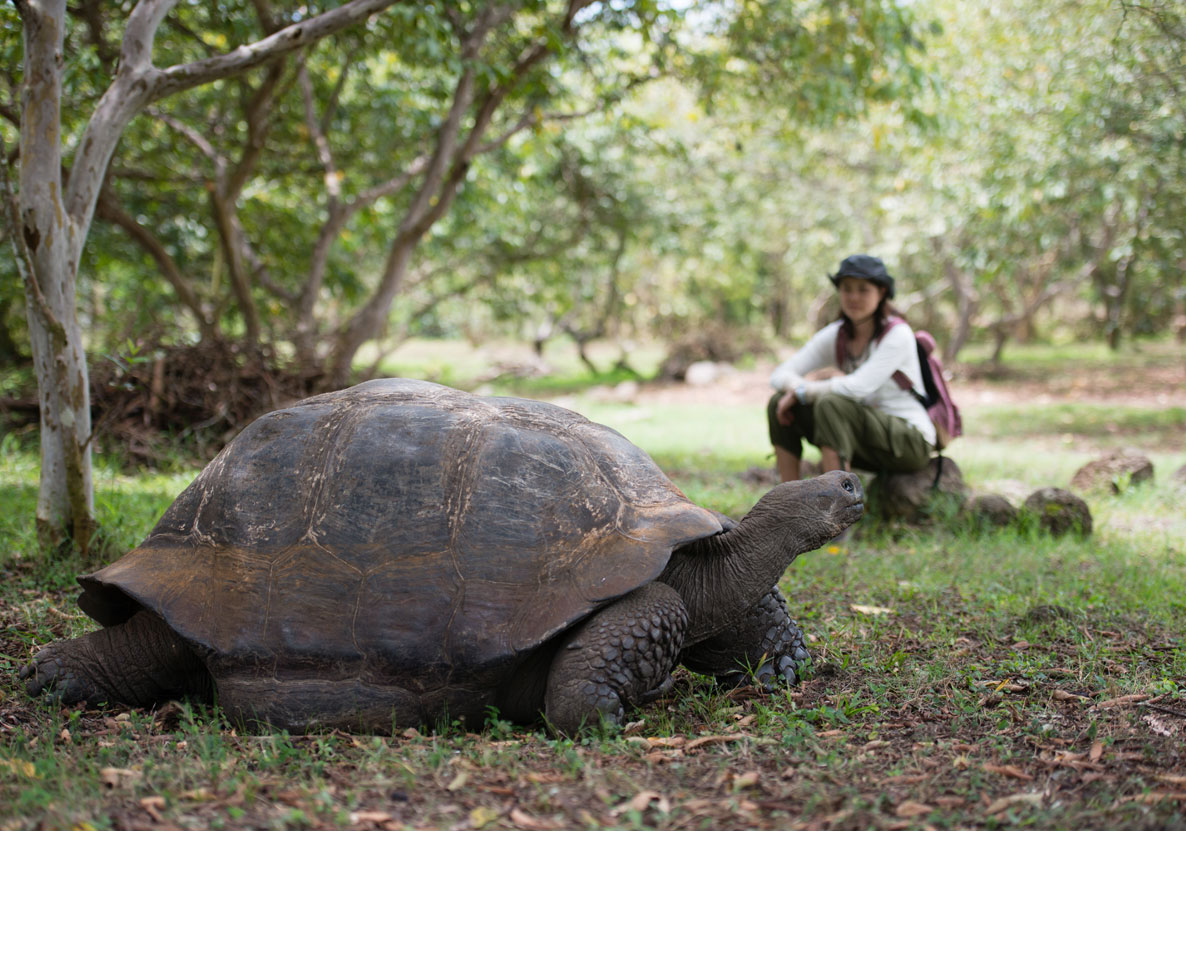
[719,648,809,692]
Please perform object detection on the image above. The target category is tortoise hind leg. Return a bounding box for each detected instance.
[21,610,213,708]
[681,587,810,689]
[544,582,688,736]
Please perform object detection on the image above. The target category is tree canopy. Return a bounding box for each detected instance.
[2,0,1182,548]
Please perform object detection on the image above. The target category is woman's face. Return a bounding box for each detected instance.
[838,277,886,323]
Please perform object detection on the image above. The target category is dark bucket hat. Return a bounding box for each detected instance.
[828,254,895,299]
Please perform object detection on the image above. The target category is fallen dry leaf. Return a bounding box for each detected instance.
[140,796,166,823]
[1094,694,1150,710]
[895,800,934,818]
[685,733,747,750]
[1052,689,1090,702]
[350,810,394,826]
[99,767,142,789]
[509,807,555,830]
[446,771,470,792]
[1153,774,1186,788]
[985,793,1044,815]
[613,790,663,815]
[467,806,501,829]
[1143,714,1179,737]
[983,763,1035,781]
[732,771,760,791]
[643,737,685,750]
[1121,792,1186,805]
[850,604,894,616]
[1,759,37,779]
[1089,741,1104,762]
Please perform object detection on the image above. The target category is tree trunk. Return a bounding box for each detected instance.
[18,0,98,550]
[13,0,402,551]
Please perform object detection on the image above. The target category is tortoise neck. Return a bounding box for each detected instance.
[659,499,813,643]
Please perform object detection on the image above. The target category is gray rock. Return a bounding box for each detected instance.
[742,465,779,487]
[967,492,1018,527]
[684,360,722,386]
[1024,487,1093,537]
[874,457,968,521]
[1070,450,1154,493]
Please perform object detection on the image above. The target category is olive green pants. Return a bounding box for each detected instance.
[767,392,932,474]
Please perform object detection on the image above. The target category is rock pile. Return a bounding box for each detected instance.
[758,448,1169,538]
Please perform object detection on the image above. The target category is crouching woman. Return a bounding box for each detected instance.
[768,254,935,481]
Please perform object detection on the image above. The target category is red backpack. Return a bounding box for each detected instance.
[835,317,963,449]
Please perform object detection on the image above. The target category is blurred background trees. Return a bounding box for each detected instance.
[3,0,1183,547]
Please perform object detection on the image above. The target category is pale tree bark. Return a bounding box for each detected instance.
[13,0,97,549]
[10,0,403,550]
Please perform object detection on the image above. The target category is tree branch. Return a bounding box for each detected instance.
[63,0,406,270]
[150,0,405,101]
[95,185,212,331]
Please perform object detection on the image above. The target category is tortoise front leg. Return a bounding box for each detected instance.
[21,610,212,709]
[544,582,688,736]
[681,587,810,689]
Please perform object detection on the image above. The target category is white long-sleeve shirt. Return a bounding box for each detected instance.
[770,319,937,446]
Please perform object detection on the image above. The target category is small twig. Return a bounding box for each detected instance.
[1139,701,1186,719]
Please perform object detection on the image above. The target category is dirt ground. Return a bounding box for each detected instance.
[2,342,1183,832]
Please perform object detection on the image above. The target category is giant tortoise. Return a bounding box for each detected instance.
[23,379,863,734]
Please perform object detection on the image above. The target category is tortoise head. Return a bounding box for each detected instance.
[661,470,864,644]
[750,470,865,553]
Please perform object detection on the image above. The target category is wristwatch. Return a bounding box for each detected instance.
[795,384,807,402]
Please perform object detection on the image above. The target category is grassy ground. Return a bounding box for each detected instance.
[1,339,1184,831]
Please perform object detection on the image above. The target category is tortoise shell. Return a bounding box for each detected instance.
[78,379,722,695]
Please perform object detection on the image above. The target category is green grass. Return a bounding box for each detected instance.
[2,339,1185,830]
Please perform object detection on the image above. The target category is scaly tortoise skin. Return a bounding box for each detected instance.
[23,379,863,734]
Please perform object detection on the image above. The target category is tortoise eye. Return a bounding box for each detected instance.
[842,479,854,493]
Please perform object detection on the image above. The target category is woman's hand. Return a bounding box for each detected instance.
[775,390,796,426]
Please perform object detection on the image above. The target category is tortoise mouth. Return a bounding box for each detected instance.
[839,501,865,527]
